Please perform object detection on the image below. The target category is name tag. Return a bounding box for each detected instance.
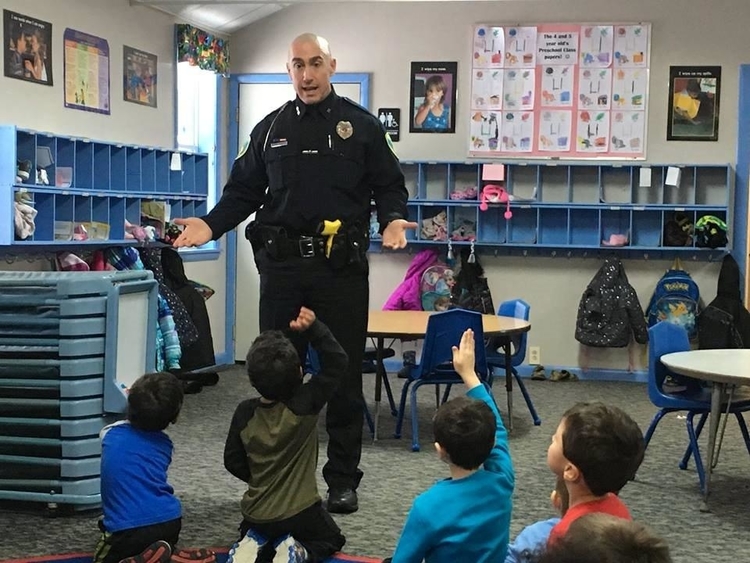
[270,138,288,148]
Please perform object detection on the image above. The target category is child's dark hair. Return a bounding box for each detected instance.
[433,396,495,469]
[127,372,184,431]
[246,330,302,402]
[561,402,644,496]
[536,513,672,563]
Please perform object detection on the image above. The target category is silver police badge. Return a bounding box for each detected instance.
[336,121,353,140]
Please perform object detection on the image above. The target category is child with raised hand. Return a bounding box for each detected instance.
[384,328,514,563]
[224,307,347,563]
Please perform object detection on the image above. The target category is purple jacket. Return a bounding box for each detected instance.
[383,249,439,311]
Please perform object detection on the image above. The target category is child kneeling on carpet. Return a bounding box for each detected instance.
[224,307,347,563]
[384,328,514,563]
[546,402,645,545]
[94,372,195,563]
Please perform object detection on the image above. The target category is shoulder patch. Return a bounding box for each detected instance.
[385,132,398,158]
[236,136,250,160]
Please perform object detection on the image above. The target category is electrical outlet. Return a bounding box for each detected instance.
[529,346,541,365]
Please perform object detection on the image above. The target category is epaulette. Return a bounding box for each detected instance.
[342,96,371,114]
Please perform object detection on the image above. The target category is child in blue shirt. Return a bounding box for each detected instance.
[94,372,184,563]
[385,328,514,563]
[505,476,569,563]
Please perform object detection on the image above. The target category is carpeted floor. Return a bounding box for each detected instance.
[1,367,750,563]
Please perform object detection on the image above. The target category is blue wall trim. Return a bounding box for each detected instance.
[224,72,371,360]
[735,64,750,297]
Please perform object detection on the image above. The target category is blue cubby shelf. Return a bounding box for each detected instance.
[388,161,731,261]
[0,125,209,246]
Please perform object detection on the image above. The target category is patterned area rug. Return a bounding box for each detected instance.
[0,551,382,563]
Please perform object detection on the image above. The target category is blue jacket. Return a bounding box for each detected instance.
[100,421,182,532]
[391,385,514,563]
[505,518,560,563]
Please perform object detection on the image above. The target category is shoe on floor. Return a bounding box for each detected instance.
[272,535,308,563]
[326,488,358,514]
[119,541,172,563]
[550,369,578,382]
[227,529,267,563]
[171,548,217,563]
[530,365,546,380]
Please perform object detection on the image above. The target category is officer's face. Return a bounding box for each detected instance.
[286,39,336,105]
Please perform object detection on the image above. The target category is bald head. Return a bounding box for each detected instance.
[286,32,337,105]
[289,33,332,60]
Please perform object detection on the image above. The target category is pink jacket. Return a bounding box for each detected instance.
[383,249,439,311]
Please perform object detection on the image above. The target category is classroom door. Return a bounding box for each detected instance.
[234,78,367,360]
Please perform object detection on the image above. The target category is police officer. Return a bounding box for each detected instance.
[174,33,416,514]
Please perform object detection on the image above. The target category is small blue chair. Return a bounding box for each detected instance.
[393,308,489,452]
[644,322,750,492]
[485,299,541,426]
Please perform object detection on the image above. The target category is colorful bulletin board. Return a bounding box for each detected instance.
[469,23,651,159]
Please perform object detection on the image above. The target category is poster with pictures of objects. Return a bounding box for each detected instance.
[470,23,650,159]
[124,46,157,108]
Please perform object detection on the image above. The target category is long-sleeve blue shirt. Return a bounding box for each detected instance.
[391,384,515,563]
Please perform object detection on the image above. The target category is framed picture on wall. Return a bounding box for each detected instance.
[409,61,457,133]
[123,46,157,108]
[667,66,721,141]
[3,9,53,86]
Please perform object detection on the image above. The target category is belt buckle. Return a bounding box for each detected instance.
[298,236,315,258]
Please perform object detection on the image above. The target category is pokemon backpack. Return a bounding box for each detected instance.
[646,266,701,339]
[420,263,455,311]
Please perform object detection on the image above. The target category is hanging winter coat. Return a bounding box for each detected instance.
[383,249,440,311]
[575,257,649,348]
[698,254,750,349]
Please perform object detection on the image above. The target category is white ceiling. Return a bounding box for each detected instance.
[130,0,286,35]
[130,0,530,36]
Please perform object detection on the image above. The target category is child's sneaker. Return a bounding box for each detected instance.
[227,529,267,563]
[171,548,217,563]
[272,535,308,563]
[119,541,172,563]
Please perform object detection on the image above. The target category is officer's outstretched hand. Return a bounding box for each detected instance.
[289,307,316,332]
[172,217,213,248]
[382,219,418,250]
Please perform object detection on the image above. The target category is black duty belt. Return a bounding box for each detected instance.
[276,234,327,258]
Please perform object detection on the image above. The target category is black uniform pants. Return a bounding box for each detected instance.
[255,249,368,491]
[239,501,345,563]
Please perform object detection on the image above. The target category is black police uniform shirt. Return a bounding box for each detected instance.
[202,87,408,239]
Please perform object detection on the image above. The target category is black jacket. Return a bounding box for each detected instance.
[575,257,649,348]
[202,88,408,238]
[698,254,750,349]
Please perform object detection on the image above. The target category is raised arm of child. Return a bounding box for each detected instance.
[287,307,349,415]
[454,329,513,479]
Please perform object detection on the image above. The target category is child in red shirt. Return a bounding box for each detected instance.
[546,402,645,543]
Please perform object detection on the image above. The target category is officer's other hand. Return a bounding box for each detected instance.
[172,217,213,248]
[382,219,418,250]
[289,307,316,332]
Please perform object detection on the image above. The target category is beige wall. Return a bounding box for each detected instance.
[229,0,742,371]
[0,0,227,357]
